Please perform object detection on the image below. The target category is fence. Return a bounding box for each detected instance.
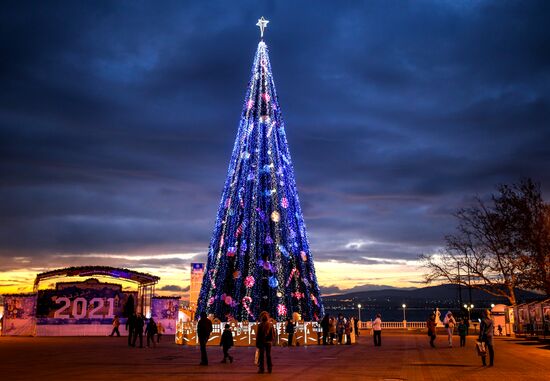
[359,321,426,330]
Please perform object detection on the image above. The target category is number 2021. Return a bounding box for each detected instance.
[53,297,115,319]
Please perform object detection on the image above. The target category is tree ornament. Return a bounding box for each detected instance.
[256,16,269,39]
[256,208,267,221]
[278,244,289,258]
[281,197,289,209]
[271,211,280,222]
[277,303,287,317]
[286,268,299,287]
[268,276,279,288]
[292,292,304,300]
[242,296,254,319]
[244,276,255,288]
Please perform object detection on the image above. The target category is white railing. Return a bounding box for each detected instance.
[359,321,426,329]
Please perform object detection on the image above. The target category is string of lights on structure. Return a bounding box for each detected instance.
[196,17,324,322]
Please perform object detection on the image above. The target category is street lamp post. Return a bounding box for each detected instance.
[357,304,362,323]
[464,303,474,321]
[402,304,407,328]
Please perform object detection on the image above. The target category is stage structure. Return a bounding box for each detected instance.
[196,17,324,322]
[34,266,159,317]
[0,266,161,336]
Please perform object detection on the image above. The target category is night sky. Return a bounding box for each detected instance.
[1,1,549,295]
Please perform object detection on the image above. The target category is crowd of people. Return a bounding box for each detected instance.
[120,312,164,348]
[427,308,496,367]
[114,307,497,373]
[319,313,358,345]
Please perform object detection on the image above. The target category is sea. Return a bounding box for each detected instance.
[325,307,467,322]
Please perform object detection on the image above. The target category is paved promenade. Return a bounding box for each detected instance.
[1,333,549,381]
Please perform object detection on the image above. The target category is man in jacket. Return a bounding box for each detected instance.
[132,313,144,348]
[197,312,213,365]
[125,312,136,346]
[479,309,495,366]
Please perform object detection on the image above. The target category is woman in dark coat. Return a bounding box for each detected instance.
[256,311,275,374]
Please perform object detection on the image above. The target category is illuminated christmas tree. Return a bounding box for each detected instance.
[196,17,324,321]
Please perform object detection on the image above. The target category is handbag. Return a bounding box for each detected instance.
[254,348,259,365]
[475,341,486,356]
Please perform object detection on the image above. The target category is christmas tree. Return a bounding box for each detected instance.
[196,17,324,322]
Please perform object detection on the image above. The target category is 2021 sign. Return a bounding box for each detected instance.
[53,297,116,320]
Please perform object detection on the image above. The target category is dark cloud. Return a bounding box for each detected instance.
[1,1,549,284]
[159,285,189,292]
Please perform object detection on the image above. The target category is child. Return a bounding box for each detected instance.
[457,317,469,347]
[220,323,234,363]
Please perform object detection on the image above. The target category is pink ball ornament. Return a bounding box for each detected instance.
[244,276,255,288]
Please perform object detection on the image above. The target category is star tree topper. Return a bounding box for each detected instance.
[256,16,269,39]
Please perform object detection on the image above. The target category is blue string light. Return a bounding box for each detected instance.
[196,41,324,322]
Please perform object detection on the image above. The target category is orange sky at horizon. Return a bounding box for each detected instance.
[0,258,427,298]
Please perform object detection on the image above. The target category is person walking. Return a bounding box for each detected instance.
[125,312,136,346]
[220,323,234,363]
[109,315,121,337]
[354,316,360,337]
[256,311,275,374]
[457,317,469,347]
[372,313,382,347]
[479,309,495,367]
[320,315,330,345]
[145,317,157,348]
[336,314,346,344]
[132,313,144,348]
[197,312,213,366]
[156,321,164,343]
[285,318,295,347]
[427,313,437,348]
[344,318,352,345]
[329,317,336,345]
[443,311,456,347]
